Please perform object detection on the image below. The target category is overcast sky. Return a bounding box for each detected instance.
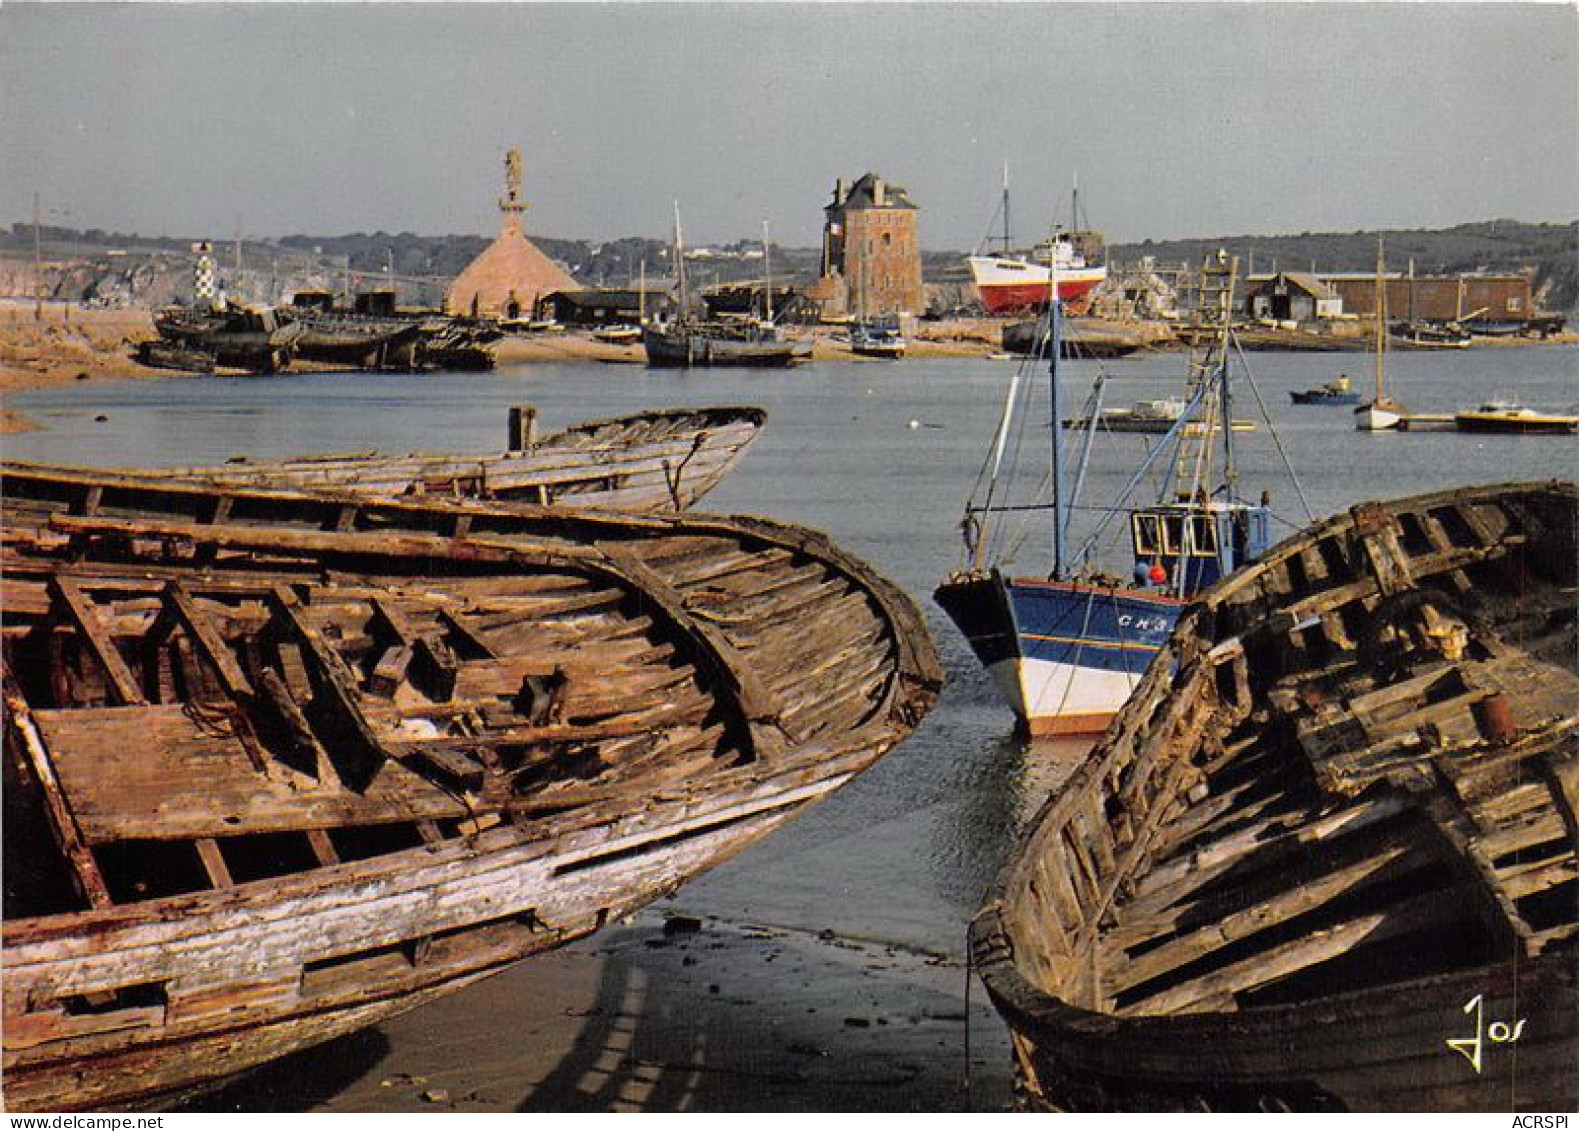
[2,2,1574,250]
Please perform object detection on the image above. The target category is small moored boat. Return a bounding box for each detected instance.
[1453,401,1579,435]
[1290,375,1361,406]
[1355,243,1405,432]
[849,319,907,359]
[1063,398,1256,435]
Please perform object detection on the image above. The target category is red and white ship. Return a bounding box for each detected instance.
[968,237,1107,316]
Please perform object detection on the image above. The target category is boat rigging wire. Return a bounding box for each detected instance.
[1228,332,1316,524]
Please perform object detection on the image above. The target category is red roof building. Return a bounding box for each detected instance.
[444,148,579,319]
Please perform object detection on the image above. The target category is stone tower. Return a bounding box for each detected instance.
[820,173,924,318]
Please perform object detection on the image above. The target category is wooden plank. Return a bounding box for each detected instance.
[158,584,272,775]
[1545,752,1579,846]
[267,588,386,791]
[194,838,233,888]
[164,585,254,698]
[1123,888,1462,1016]
[435,608,500,660]
[255,667,326,778]
[1109,842,1430,995]
[305,828,339,866]
[368,645,413,699]
[33,704,465,841]
[1,666,114,908]
[594,540,784,757]
[1122,793,1411,924]
[47,577,146,706]
[46,512,603,571]
[370,597,458,701]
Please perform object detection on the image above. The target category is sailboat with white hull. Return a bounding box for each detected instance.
[937,252,1304,735]
[1354,241,1405,431]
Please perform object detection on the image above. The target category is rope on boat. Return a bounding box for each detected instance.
[964,931,974,1108]
[1228,332,1316,523]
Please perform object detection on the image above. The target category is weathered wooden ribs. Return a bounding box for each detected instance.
[0,465,941,1111]
[970,481,1577,1112]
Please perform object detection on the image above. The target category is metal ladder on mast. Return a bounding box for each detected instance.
[1171,251,1239,500]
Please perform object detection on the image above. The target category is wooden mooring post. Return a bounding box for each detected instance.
[508,405,538,453]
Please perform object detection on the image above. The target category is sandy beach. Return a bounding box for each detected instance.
[5,305,1566,438]
[0,305,162,432]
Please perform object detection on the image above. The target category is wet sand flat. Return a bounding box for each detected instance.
[179,911,1014,1113]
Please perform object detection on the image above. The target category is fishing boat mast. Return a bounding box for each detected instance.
[1049,266,1067,580]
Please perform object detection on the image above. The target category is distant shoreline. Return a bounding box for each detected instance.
[3,304,1573,436]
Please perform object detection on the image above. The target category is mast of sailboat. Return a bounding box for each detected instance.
[762,220,773,324]
[1374,239,1387,404]
[1000,162,1012,254]
[638,259,646,325]
[673,201,688,319]
[1049,263,1067,580]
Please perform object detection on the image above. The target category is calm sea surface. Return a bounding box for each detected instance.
[7,344,1574,953]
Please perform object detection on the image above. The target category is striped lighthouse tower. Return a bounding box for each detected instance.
[192,241,218,309]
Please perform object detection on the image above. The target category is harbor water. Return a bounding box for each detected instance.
[6,343,1573,1109]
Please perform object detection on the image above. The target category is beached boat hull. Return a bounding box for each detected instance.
[7,407,765,514]
[968,257,1105,316]
[642,326,810,368]
[1001,319,1142,359]
[934,573,1180,735]
[971,481,1578,1111]
[4,791,837,1111]
[0,467,942,1111]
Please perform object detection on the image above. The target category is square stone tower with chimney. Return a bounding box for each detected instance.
[820,173,924,318]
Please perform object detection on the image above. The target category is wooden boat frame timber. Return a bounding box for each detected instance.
[5,406,767,514]
[970,481,1577,1111]
[0,466,941,1111]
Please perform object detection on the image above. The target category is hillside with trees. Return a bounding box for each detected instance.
[1110,221,1577,312]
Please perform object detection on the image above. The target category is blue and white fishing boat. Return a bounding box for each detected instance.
[936,252,1305,735]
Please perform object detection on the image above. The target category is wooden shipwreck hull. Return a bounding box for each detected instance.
[0,466,941,1111]
[7,406,765,514]
[970,481,1577,1111]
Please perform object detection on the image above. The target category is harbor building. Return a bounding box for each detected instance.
[811,173,924,319]
[1246,272,1343,323]
[444,148,579,320]
[540,288,673,328]
[1321,272,1534,325]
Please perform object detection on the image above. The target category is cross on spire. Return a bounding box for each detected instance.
[500,147,527,233]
